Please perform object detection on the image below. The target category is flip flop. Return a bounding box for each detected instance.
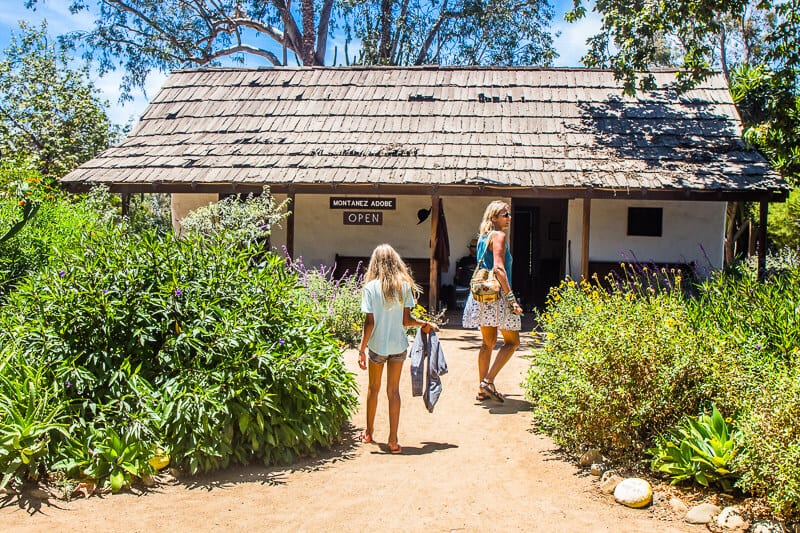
[475,391,491,401]
[360,432,374,444]
[388,443,402,454]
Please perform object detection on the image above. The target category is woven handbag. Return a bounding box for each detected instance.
[469,232,501,303]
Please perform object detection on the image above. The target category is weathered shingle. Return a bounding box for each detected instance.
[61,66,786,195]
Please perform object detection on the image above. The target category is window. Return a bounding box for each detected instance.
[627,207,663,237]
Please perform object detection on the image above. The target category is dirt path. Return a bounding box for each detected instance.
[2,326,692,532]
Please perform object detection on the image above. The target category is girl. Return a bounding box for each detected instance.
[357,244,437,454]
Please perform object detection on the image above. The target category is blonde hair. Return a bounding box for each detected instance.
[364,244,420,304]
[478,200,510,235]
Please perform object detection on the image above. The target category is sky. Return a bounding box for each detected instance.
[0,0,602,126]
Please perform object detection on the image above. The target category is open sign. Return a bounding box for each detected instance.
[343,211,383,225]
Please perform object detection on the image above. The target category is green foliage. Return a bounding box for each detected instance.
[525,275,729,459]
[691,258,800,366]
[525,254,800,517]
[0,193,358,487]
[0,352,69,491]
[0,21,121,179]
[180,188,290,247]
[0,178,113,300]
[648,405,741,492]
[734,368,800,517]
[731,64,800,185]
[768,187,800,248]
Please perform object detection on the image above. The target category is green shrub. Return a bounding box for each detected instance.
[525,256,800,518]
[734,368,800,517]
[648,405,740,491]
[525,277,730,458]
[0,202,358,487]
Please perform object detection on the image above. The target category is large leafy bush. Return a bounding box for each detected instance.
[0,191,358,491]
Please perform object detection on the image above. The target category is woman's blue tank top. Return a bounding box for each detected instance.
[475,231,513,289]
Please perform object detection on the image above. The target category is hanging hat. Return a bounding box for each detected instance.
[416,207,431,224]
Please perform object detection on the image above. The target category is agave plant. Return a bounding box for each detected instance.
[648,405,740,491]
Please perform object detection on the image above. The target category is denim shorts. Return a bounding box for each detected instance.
[368,349,407,365]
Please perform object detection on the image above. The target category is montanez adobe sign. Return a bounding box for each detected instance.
[329,197,396,209]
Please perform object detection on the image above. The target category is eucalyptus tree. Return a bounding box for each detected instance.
[340,0,557,66]
[0,21,120,179]
[25,0,556,100]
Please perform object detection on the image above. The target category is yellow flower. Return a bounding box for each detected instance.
[575,306,582,314]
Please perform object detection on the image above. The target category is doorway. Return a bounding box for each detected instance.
[511,200,568,310]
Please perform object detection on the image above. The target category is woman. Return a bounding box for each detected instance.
[462,200,523,403]
[357,244,438,454]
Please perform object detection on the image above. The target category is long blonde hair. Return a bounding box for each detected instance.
[478,200,509,235]
[364,244,419,304]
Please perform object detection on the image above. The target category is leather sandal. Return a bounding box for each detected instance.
[480,379,505,403]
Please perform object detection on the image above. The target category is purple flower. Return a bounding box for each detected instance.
[59,270,66,278]
[174,288,183,296]
[65,381,72,388]
[278,338,286,345]
[102,289,108,294]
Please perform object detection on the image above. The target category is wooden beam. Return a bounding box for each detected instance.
[581,197,591,280]
[60,181,790,203]
[429,194,440,312]
[286,192,296,259]
[757,201,768,282]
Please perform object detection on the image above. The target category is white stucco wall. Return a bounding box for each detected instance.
[287,194,500,284]
[566,199,725,278]
[171,192,499,284]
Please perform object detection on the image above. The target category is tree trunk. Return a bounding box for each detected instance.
[379,0,394,62]
[301,0,316,65]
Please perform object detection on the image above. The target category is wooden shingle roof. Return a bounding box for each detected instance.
[62,66,787,200]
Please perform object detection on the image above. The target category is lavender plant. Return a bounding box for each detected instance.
[289,256,364,348]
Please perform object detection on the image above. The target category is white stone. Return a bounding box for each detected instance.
[668,497,689,514]
[599,474,623,494]
[613,478,653,508]
[685,503,721,524]
[717,506,748,530]
[579,448,603,467]
[750,521,784,533]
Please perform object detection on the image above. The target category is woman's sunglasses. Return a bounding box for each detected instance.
[499,211,512,218]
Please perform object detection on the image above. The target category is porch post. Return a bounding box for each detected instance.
[757,201,768,282]
[429,194,440,311]
[286,191,295,259]
[120,193,130,218]
[581,197,591,280]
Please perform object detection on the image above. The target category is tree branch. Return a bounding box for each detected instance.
[314,0,334,65]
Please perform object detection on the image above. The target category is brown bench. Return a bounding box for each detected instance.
[334,254,431,300]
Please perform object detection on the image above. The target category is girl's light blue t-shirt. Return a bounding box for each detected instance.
[361,279,415,356]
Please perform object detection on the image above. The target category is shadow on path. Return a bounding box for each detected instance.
[370,441,458,456]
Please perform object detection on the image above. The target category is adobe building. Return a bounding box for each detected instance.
[61,67,788,310]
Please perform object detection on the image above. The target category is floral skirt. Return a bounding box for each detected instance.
[462,294,521,331]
